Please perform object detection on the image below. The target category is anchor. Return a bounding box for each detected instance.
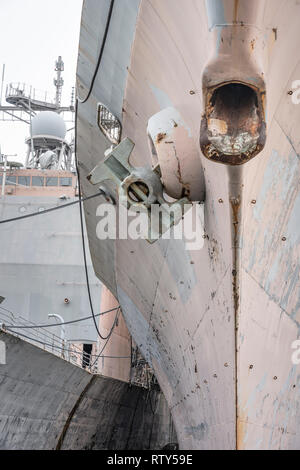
[87,138,191,243]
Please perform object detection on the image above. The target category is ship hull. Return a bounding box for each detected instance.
[77,0,300,449]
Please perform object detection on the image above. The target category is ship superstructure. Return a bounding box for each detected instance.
[0,57,102,360]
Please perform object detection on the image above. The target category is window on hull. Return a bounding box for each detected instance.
[98,103,121,145]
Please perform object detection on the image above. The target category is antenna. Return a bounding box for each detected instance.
[0,57,75,171]
[0,57,73,122]
[54,56,64,108]
[70,86,75,109]
[0,151,18,197]
[0,65,5,106]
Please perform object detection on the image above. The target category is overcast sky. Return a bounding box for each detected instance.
[0,0,83,162]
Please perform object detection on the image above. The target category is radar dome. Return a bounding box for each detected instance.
[31,111,66,140]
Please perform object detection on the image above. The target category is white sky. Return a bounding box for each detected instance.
[0,0,83,163]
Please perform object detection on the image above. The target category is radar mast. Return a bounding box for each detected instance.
[0,57,75,171]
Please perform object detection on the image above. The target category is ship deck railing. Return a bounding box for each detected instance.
[0,309,158,388]
[5,82,57,111]
[0,308,97,373]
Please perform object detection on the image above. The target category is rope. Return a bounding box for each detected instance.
[75,98,115,340]
[89,307,121,368]
[0,191,104,224]
[78,0,115,104]
[0,305,120,330]
[1,327,130,360]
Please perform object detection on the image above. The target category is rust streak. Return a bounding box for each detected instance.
[172,144,190,197]
[231,197,240,313]
[230,196,241,450]
[234,0,239,24]
[250,39,255,51]
[156,132,166,144]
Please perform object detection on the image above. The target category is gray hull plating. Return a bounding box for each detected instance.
[0,195,101,343]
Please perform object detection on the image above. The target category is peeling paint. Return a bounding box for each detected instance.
[149,83,173,110]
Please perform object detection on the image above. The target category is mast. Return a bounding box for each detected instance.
[0,57,75,171]
[54,56,64,108]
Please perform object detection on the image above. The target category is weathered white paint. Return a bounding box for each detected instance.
[147,107,205,200]
[77,0,300,449]
[96,286,131,382]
